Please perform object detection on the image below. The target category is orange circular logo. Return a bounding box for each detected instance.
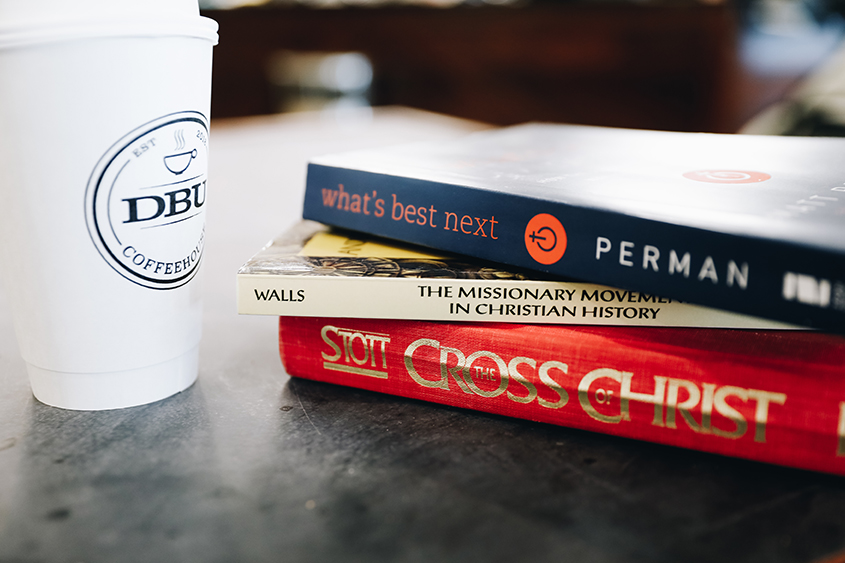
[682,170,771,184]
[524,213,567,265]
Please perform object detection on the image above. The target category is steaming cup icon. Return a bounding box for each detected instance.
[163,148,197,175]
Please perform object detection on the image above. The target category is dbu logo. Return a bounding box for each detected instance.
[123,182,206,225]
[85,111,209,290]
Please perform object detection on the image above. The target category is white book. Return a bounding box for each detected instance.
[237,221,797,329]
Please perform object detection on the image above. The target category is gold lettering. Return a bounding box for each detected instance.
[348,332,369,365]
[320,325,342,362]
[712,386,748,439]
[440,346,471,394]
[537,360,569,409]
[578,368,624,424]
[701,383,716,433]
[463,350,509,398]
[507,357,538,404]
[371,334,390,368]
[747,389,786,443]
[404,338,448,389]
[620,373,667,426]
[665,378,702,431]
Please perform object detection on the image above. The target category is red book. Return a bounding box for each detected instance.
[278,317,845,475]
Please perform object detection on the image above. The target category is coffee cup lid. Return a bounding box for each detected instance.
[0,0,218,49]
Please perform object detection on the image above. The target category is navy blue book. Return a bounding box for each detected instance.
[303,124,845,331]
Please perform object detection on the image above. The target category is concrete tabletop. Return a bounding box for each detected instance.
[0,107,843,563]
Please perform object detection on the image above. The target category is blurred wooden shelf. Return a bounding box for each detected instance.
[204,3,745,132]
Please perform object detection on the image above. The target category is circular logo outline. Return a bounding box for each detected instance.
[85,111,208,290]
[524,213,567,265]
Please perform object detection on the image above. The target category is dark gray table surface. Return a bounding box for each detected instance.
[1,108,844,563]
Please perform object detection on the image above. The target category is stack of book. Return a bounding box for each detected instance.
[238,123,845,476]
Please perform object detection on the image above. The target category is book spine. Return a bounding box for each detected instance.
[279,316,845,475]
[302,164,845,332]
[239,274,796,328]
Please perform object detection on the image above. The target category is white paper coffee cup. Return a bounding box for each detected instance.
[0,1,218,409]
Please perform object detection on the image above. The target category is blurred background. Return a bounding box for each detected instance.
[199,0,845,134]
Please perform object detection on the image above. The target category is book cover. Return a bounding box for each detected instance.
[279,316,845,476]
[238,221,794,328]
[302,124,845,332]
